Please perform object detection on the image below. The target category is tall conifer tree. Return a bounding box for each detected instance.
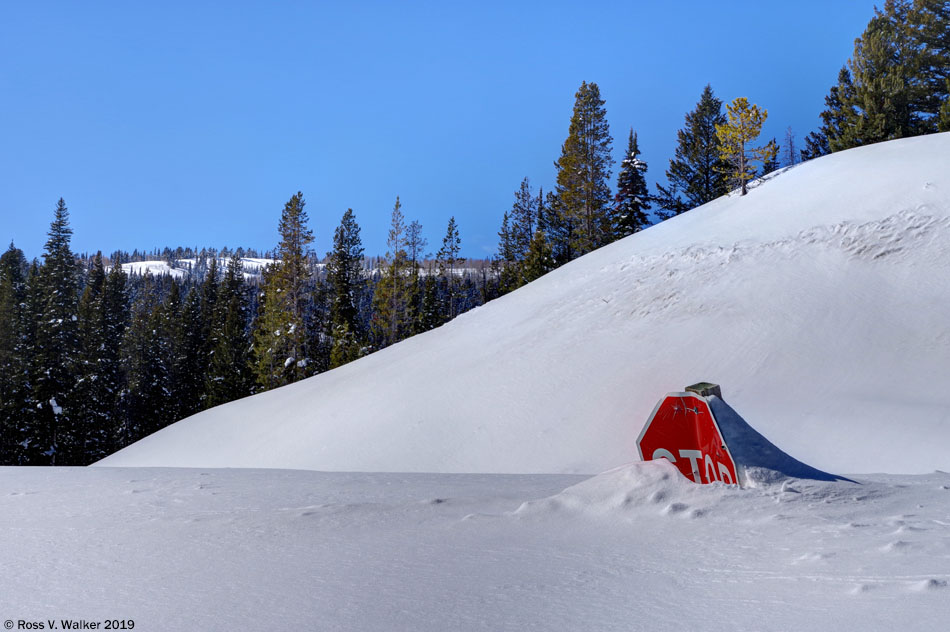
[206,256,256,405]
[121,275,173,444]
[0,244,28,464]
[327,209,365,367]
[838,1,921,148]
[31,199,81,464]
[802,68,856,159]
[436,216,464,321]
[613,129,651,237]
[554,81,614,257]
[99,260,129,454]
[74,253,110,463]
[405,220,428,336]
[176,286,205,417]
[655,85,729,217]
[254,192,315,388]
[496,178,538,293]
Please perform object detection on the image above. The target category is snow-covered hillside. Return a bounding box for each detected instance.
[100,134,950,475]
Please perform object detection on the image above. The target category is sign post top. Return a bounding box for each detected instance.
[685,382,722,399]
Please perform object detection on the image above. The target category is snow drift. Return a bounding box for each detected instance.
[99,133,950,474]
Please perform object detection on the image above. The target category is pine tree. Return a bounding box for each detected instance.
[539,190,573,266]
[121,275,173,444]
[613,129,651,237]
[783,127,798,166]
[417,266,442,333]
[175,286,205,418]
[818,0,950,152]
[554,81,614,256]
[0,244,28,464]
[18,261,43,461]
[206,256,256,406]
[73,253,110,463]
[496,211,518,294]
[30,199,82,464]
[715,98,776,195]
[253,192,315,389]
[198,258,220,380]
[911,0,950,123]
[371,197,411,348]
[327,209,365,368]
[802,68,856,159]
[99,260,129,454]
[761,138,780,175]
[655,85,729,217]
[800,131,829,162]
[405,219,428,336]
[509,178,537,263]
[940,79,950,131]
[436,216,464,320]
[496,178,539,293]
[522,230,554,283]
[837,1,921,148]
[162,279,193,424]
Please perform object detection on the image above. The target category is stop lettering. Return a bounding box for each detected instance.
[637,392,738,486]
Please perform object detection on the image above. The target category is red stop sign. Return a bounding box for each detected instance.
[637,393,738,485]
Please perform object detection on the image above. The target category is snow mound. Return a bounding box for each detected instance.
[99,134,950,475]
[709,396,854,486]
[512,460,731,519]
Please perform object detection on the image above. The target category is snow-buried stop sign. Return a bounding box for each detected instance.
[637,383,738,486]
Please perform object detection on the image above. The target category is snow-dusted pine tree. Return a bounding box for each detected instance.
[254,192,315,389]
[0,243,28,464]
[613,129,651,238]
[30,199,81,464]
[206,255,256,406]
[327,209,365,368]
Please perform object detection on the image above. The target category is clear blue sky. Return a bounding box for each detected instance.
[1,1,874,260]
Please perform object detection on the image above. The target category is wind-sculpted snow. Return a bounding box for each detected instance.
[7,467,948,631]
[512,460,729,519]
[100,133,950,475]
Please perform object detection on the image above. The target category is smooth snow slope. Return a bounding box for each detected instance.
[100,134,950,474]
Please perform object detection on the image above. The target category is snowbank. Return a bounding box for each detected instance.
[99,134,950,474]
[512,459,730,519]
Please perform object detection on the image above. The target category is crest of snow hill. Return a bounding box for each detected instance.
[99,134,950,477]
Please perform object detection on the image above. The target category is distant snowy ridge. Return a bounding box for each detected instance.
[119,257,275,281]
[99,134,950,475]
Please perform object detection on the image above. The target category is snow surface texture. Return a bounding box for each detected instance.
[101,134,950,475]
[2,465,948,631]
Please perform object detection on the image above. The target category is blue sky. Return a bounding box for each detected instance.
[1,1,874,260]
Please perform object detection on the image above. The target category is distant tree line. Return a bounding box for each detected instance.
[0,197,493,466]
